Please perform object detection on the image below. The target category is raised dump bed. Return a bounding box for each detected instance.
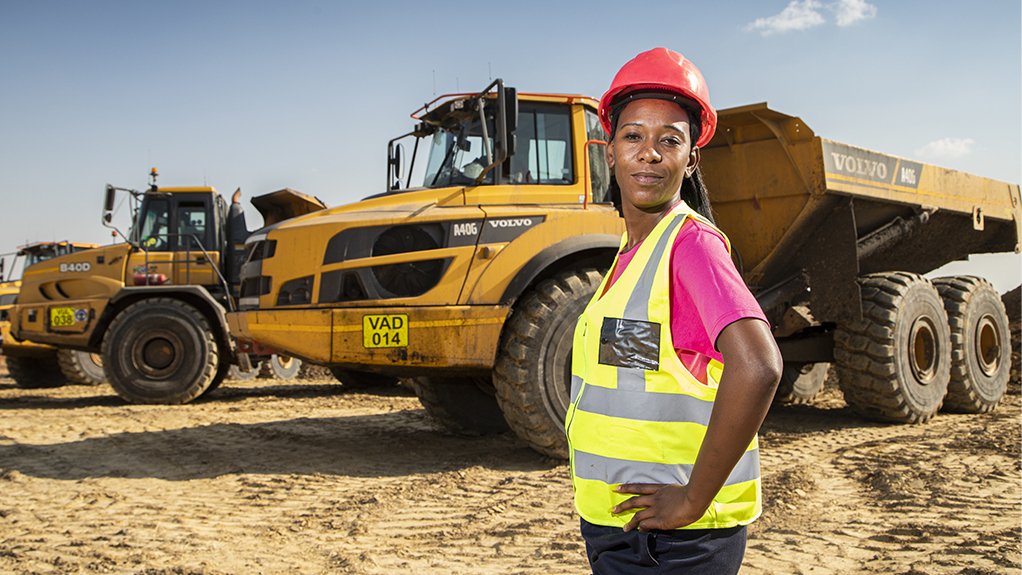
[701,103,1020,419]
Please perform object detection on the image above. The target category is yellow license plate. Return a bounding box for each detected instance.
[50,307,77,327]
[362,314,408,348]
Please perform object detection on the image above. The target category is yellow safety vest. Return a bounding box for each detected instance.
[565,201,761,530]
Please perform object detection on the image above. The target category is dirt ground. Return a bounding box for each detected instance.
[0,369,1018,575]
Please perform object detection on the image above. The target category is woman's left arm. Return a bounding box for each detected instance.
[614,318,782,531]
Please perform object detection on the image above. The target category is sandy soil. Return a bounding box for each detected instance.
[0,370,1018,575]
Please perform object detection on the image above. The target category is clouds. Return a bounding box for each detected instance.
[834,0,878,27]
[745,0,877,36]
[915,137,976,161]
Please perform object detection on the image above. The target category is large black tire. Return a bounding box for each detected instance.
[258,354,302,380]
[834,272,950,423]
[102,298,219,404]
[56,349,106,386]
[201,354,232,397]
[329,367,399,389]
[493,268,604,458]
[933,276,1011,413]
[7,355,66,388]
[1005,286,1020,389]
[774,362,828,405]
[408,376,509,435]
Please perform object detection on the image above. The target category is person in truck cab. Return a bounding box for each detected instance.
[565,47,782,574]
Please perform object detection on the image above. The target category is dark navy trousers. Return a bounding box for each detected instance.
[581,518,746,574]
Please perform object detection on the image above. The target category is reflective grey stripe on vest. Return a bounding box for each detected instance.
[573,448,760,487]
[615,213,687,391]
[621,211,687,319]
[570,374,584,404]
[575,380,714,426]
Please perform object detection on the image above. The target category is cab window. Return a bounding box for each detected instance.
[508,103,573,185]
[585,108,611,203]
[176,202,209,251]
[140,199,171,251]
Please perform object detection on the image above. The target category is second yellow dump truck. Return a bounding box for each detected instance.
[8,174,326,401]
[1,241,106,387]
[226,81,1019,458]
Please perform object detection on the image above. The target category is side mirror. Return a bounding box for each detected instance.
[503,87,518,157]
[493,84,517,166]
[104,184,116,212]
[102,184,117,228]
[466,80,519,185]
[388,142,404,190]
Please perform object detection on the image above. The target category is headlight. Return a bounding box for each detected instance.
[276,275,313,306]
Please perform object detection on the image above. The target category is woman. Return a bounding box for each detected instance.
[565,47,783,574]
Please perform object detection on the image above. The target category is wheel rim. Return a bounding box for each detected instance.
[545,317,575,422]
[275,356,294,369]
[909,316,938,384]
[975,315,1001,377]
[88,353,103,368]
[133,332,183,377]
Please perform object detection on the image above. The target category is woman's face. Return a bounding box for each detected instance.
[607,98,699,214]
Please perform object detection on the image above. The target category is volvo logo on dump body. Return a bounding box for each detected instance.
[823,141,922,189]
[831,154,888,180]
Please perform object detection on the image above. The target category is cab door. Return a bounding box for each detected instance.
[127,196,176,286]
[127,194,221,288]
[170,196,221,287]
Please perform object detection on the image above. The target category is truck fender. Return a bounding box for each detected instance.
[499,234,619,305]
[96,286,234,358]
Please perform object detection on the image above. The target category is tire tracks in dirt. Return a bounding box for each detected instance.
[0,379,584,574]
[0,377,1018,574]
[747,388,1020,574]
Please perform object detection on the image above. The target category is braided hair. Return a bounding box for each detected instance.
[606,92,716,225]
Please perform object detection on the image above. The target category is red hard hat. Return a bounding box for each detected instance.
[598,47,717,148]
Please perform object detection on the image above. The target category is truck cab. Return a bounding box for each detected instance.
[229,81,624,456]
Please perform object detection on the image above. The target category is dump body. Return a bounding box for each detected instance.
[701,103,1020,328]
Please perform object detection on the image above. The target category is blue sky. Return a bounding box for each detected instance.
[1,0,1019,291]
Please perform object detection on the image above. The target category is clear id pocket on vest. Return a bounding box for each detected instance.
[598,317,661,371]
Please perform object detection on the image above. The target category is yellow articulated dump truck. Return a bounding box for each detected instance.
[8,171,326,403]
[1,241,106,388]
[226,82,1018,458]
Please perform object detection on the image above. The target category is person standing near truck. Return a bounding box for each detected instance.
[565,47,783,574]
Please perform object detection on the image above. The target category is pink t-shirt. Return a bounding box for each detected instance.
[604,219,768,384]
